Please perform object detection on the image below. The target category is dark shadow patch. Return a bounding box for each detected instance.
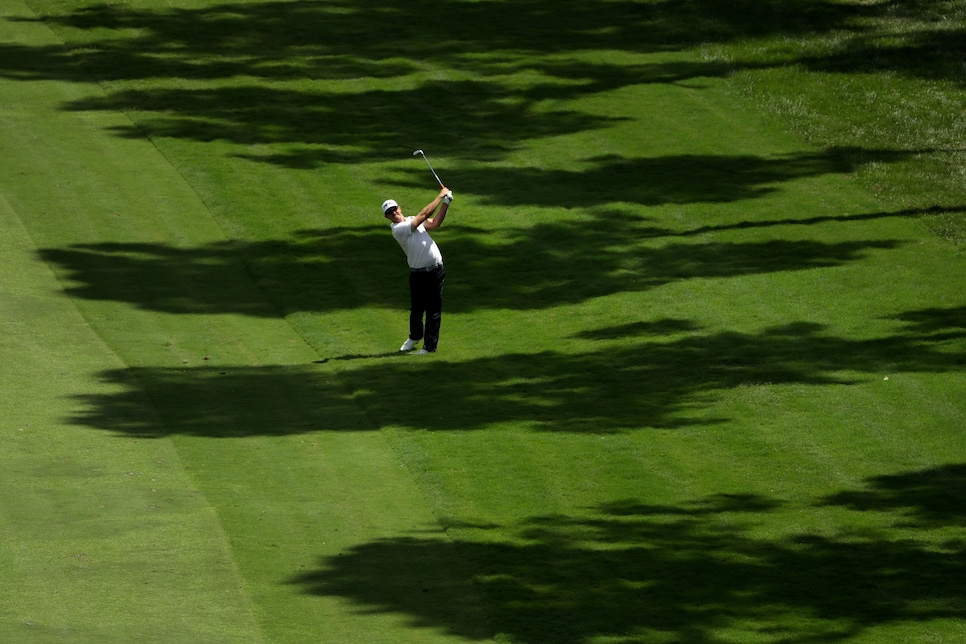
[822,464,966,527]
[70,308,966,437]
[290,487,966,642]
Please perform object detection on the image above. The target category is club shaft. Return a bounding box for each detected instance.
[417,151,444,187]
[426,163,443,187]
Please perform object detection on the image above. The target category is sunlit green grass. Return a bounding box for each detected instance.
[700,0,966,244]
[1,0,964,642]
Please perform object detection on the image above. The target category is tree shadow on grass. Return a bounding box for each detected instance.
[40,230,902,316]
[59,81,626,164]
[71,307,966,438]
[674,204,964,239]
[893,305,966,338]
[38,161,913,317]
[4,0,721,166]
[8,0,866,85]
[822,463,966,528]
[442,148,916,209]
[800,24,966,85]
[289,482,966,643]
[4,0,960,166]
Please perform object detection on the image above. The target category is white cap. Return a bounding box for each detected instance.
[381,199,398,215]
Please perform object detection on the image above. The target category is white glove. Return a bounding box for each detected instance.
[443,190,454,204]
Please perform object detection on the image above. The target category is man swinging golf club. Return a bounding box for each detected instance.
[383,184,453,354]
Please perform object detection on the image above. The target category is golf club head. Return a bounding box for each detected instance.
[412,149,424,157]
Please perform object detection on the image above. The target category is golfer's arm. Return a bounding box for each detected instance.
[424,203,448,230]
[411,197,443,230]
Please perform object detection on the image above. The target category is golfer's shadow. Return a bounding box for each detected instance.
[314,351,410,364]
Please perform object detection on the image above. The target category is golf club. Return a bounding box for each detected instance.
[413,149,444,187]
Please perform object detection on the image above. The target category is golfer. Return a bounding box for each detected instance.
[382,185,453,354]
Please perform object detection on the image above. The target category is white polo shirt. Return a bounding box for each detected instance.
[391,217,443,270]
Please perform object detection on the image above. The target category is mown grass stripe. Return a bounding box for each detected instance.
[0,185,265,642]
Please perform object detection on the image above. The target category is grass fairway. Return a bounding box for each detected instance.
[1,0,964,642]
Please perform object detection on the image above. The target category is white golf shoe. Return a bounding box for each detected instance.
[400,338,417,351]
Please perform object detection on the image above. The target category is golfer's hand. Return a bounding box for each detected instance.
[438,186,449,199]
[443,190,454,204]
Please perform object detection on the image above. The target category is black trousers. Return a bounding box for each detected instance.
[409,265,445,352]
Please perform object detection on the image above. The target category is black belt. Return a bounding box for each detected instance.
[411,263,442,273]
